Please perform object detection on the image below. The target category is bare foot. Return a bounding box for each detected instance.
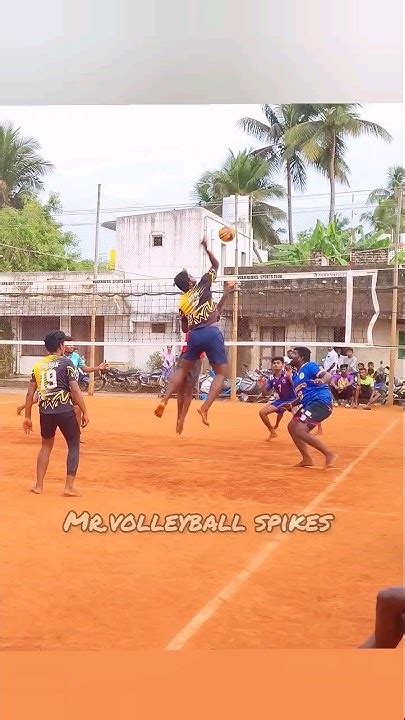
[324,452,337,468]
[30,486,42,494]
[154,402,166,418]
[197,407,209,426]
[266,432,277,441]
[176,418,184,435]
[294,459,314,468]
[63,489,81,497]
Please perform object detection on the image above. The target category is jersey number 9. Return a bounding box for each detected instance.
[42,369,57,391]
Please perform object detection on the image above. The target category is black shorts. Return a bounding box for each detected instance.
[295,401,332,428]
[40,410,80,441]
[177,357,202,391]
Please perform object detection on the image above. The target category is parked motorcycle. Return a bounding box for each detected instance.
[77,368,90,392]
[199,365,269,403]
[132,368,166,393]
[93,365,141,393]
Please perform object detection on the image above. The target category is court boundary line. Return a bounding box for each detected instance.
[165,417,400,651]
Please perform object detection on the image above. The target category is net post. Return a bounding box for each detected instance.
[344,269,353,346]
[88,183,101,396]
[387,187,402,406]
[230,195,239,401]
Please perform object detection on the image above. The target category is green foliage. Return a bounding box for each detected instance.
[0,196,82,271]
[194,149,286,247]
[0,123,53,208]
[147,351,163,372]
[285,104,391,222]
[268,220,394,267]
[238,104,318,243]
[362,166,405,234]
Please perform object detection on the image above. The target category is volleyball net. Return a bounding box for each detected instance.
[0,267,404,378]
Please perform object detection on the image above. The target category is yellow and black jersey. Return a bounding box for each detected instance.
[178,268,218,330]
[31,354,79,414]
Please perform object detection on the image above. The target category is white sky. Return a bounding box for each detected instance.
[0,104,403,258]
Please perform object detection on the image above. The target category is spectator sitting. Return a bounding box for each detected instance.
[367,361,375,378]
[353,368,380,410]
[330,365,356,407]
[323,346,339,373]
[339,347,358,374]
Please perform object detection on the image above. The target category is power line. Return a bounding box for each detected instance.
[57,188,377,216]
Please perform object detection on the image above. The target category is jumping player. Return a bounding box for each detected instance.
[360,587,405,648]
[288,347,336,468]
[23,330,89,496]
[175,283,235,435]
[259,358,296,440]
[155,238,227,426]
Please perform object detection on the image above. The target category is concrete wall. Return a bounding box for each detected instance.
[115,207,252,279]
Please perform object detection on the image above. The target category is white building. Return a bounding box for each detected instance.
[102,203,263,280]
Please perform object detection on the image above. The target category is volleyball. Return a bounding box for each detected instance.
[219,226,235,243]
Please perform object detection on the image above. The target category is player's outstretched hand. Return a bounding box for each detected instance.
[201,237,208,250]
[98,362,107,371]
[81,412,90,428]
[23,418,33,435]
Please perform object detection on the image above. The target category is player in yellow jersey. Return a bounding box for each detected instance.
[155,238,228,427]
[23,330,89,496]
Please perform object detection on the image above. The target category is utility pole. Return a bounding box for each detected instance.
[387,187,402,406]
[230,194,239,401]
[88,184,101,396]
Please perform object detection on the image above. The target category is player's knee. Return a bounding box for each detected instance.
[377,587,405,608]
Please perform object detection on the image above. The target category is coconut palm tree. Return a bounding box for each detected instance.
[238,104,318,244]
[194,149,286,246]
[361,165,405,233]
[285,104,391,223]
[0,123,53,208]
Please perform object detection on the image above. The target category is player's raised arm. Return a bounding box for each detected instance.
[201,237,219,273]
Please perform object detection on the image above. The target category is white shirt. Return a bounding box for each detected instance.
[339,354,358,372]
[323,350,339,372]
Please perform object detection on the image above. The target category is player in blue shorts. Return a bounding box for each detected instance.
[155,238,229,427]
[259,358,296,440]
[288,346,336,468]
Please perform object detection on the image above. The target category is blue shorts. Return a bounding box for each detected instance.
[271,398,295,414]
[182,325,227,367]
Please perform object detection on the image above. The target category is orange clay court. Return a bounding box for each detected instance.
[0,392,402,650]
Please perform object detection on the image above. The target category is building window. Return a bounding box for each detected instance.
[399,330,405,360]
[241,252,247,267]
[333,327,345,344]
[21,316,60,356]
[151,323,166,334]
[152,234,163,247]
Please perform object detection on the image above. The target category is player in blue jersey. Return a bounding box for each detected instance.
[288,347,336,468]
[259,358,296,440]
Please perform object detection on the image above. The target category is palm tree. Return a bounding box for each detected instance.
[194,149,286,246]
[285,104,391,223]
[361,165,405,233]
[0,123,53,208]
[238,104,317,244]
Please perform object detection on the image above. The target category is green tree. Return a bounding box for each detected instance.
[194,149,286,247]
[285,105,391,223]
[238,104,317,244]
[361,166,405,234]
[0,123,54,209]
[0,195,80,271]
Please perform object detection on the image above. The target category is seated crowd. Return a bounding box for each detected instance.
[322,347,388,410]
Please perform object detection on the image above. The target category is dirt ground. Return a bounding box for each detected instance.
[0,392,402,650]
